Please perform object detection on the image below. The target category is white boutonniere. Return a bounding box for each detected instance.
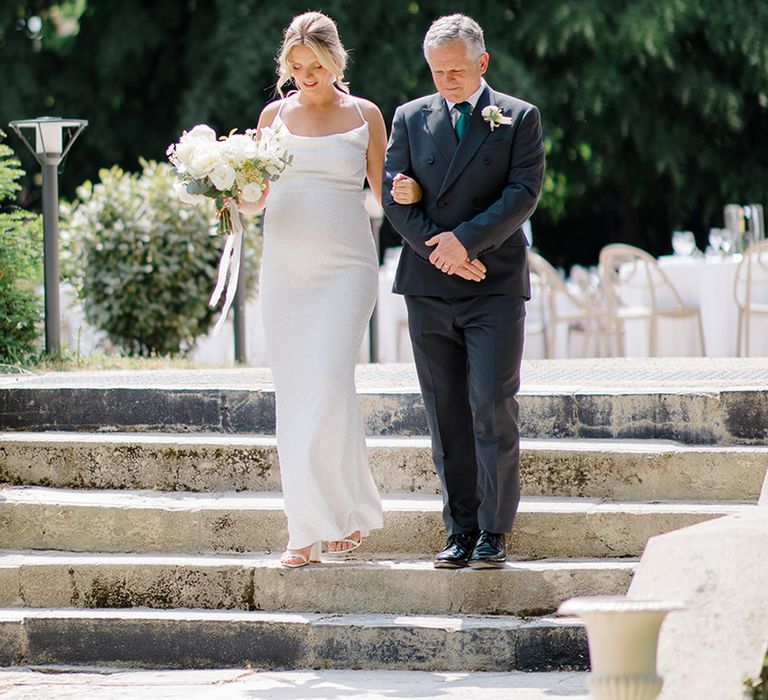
[481,105,513,131]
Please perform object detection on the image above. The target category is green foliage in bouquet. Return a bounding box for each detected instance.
[61,159,261,357]
[0,130,42,365]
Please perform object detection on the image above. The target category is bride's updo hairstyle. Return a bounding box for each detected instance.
[276,12,350,96]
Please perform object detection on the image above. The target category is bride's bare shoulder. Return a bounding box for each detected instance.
[352,96,383,120]
[258,99,285,129]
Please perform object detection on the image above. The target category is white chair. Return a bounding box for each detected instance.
[735,239,768,356]
[528,251,606,358]
[598,243,705,356]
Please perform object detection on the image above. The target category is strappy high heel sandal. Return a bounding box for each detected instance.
[325,531,363,557]
[280,541,321,568]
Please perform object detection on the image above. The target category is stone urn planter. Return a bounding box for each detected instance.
[558,596,683,700]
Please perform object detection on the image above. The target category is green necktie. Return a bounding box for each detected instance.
[454,101,472,141]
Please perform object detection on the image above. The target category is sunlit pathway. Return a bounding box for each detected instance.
[0,668,589,699]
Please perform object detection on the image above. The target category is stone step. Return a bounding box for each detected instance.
[0,551,633,616]
[0,487,750,558]
[2,432,766,502]
[2,359,768,443]
[0,608,588,671]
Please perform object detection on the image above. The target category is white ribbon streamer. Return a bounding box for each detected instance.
[209,198,244,335]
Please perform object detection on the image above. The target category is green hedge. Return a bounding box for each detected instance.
[62,159,261,357]
[0,130,42,365]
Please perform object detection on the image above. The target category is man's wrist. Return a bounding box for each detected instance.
[452,228,476,260]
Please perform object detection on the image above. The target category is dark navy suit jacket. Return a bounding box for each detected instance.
[382,84,545,298]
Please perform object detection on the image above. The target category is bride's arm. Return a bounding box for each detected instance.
[359,99,387,204]
[256,100,280,132]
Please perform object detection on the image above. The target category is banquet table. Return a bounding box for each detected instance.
[620,254,756,357]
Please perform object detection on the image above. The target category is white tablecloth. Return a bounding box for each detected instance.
[621,255,753,357]
[376,249,413,363]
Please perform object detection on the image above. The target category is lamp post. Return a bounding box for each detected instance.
[8,116,87,358]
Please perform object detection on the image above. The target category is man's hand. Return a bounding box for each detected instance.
[453,258,487,282]
[425,231,470,273]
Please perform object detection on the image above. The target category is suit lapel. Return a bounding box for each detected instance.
[423,94,457,165]
[438,86,493,198]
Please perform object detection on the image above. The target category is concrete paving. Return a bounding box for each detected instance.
[2,356,768,391]
[0,667,590,699]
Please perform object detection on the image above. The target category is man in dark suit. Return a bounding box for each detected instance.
[382,14,545,568]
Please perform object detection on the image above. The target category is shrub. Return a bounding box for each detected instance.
[0,130,43,365]
[61,159,261,357]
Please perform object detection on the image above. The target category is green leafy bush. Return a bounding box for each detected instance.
[62,159,260,357]
[0,130,42,365]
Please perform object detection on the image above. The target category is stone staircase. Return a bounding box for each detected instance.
[0,358,765,671]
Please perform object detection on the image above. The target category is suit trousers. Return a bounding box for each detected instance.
[404,293,527,536]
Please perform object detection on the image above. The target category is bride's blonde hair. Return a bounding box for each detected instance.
[276,12,350,96]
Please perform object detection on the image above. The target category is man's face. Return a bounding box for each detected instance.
[426,40,489,103]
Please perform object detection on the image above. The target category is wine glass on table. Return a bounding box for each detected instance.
[671,230,697,256]
[719,228,735,256]
[708,228,725,257]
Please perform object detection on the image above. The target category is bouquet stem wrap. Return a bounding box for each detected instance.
[209,198,244,335]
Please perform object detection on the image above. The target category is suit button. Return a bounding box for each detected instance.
[437,199,446,208]
[427,155,435,164]
[483,155,491,165]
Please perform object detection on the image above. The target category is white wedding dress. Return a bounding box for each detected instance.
[259,100,383,550]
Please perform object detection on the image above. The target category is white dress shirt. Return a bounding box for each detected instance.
[446,79,487,127]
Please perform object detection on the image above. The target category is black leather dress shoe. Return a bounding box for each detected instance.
[468,531,507,569]
[434,533,478,569]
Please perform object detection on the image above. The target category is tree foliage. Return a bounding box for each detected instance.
[3,0,768,270]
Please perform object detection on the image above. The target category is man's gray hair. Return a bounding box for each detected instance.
[423,14,486,58]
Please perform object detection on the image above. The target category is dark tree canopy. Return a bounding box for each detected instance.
[3,0,768,268]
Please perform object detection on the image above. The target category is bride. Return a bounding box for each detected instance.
[239,11,393,567]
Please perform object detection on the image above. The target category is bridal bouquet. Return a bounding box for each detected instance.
[166,123,292,334]
[166,123,292,236]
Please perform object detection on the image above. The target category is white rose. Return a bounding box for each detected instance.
[184,124,217,142]
[188,141,222,178]
[221,134,257,163]
[240,182,264,202]
[255,141,278,162]
[173,139,197,169]
[209,163,236,191]
[173,181,206,206]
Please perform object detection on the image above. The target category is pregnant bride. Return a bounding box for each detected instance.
[240,11,389,567]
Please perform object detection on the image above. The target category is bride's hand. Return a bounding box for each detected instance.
[236,181,270,215]
[391,173,422,205]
